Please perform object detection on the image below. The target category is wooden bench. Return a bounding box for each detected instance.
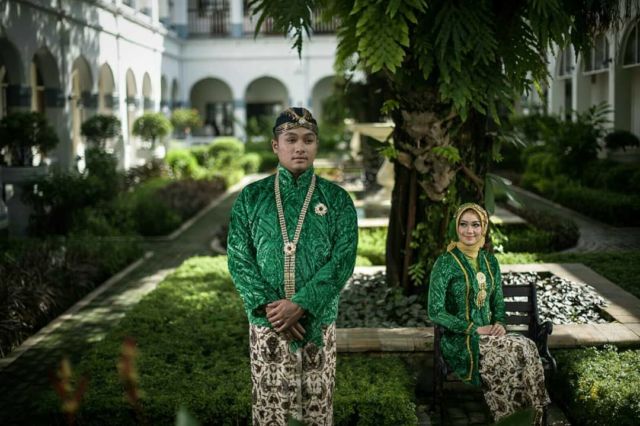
[432,280,556,424]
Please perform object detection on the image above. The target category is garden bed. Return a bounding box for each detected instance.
[0,236,143,357]
[337,270,608,328]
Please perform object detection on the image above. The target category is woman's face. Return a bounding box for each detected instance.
[457,210,483,246]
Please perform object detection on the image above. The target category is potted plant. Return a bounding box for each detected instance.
[132,112,173,158]
[0,111,59,236]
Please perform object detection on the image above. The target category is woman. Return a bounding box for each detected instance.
[428,203,550,424]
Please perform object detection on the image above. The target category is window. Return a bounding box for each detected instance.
[623,21,639,66]
[584,34,610,72]
[558,46,574,77]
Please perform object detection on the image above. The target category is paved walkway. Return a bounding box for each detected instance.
[510,185,640,252]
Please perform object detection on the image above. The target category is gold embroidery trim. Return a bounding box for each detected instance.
[449,251,470,322]
[449,250,474,381]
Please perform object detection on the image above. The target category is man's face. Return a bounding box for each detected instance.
[272,127,318,176]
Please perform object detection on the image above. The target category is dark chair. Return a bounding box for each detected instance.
[432,280,556,424]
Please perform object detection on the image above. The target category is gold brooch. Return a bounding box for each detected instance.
[314,203,328,216]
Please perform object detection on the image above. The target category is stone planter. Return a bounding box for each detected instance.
[1,165,48,236]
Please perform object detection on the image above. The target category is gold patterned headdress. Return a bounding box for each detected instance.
[272,107,318,137]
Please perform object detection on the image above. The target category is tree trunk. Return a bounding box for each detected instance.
[384,87,493,294]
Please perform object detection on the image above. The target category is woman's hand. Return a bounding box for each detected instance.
[477,324,506,336]
[266,300,305,333]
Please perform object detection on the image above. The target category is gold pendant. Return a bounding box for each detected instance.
[476,289,487,308]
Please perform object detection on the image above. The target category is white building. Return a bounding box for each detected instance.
[0,0,338,170]
[540,15,640,160]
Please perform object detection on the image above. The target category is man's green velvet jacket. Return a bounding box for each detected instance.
[428,247,505,385]
[227,165,358,350]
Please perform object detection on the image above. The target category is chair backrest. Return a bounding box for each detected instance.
[502,282,538,337]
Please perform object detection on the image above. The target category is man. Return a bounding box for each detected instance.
[227,107,358,425]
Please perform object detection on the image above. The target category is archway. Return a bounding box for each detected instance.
[98,63,116,114]
[0,37,25,117]
[142,72,153,111]
[310,76,334,123]
[171,78,179,109]
[71,56,93,168]
[244,76,288,124]
[551,46,574,121]
[160,75,168,114]
[190,77,234,136]
[577,34,610,113]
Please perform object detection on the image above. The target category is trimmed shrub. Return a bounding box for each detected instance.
[358,227,387,265]
[552,346,640,426]
[238,153,261,174]
[165,149,203,179]
[208,137,244,160]
[502,207,579,251]
[31,257,417,425]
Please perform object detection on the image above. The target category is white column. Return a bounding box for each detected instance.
[234,99,246,140]
[173,0,188,38]
[230,0,244,37]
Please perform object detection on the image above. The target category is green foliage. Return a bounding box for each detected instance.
[0,111,59,166]
[115,178,181,236]
[357,227,387,265]
[132,113,173,147]
[208,137,245,159]
[81,115,121,149]
[500,207,579,252]
[338,272,429,328]
[582,160,640,194]
[498,225,555,253]
[431,146,460,164]
[334,355,418,425]
[497,250,640,299]
[604,129,640,152]
[32,256,417,425]
[552,346,640,426]
[165,149,204,179]
[522,176,640,227]
[25,152,123,237]
[238,152,261,174]
[170,108,203,134]
[0,236,141,356]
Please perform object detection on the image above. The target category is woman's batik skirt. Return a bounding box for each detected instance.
[249,323,336,426]
[479,334,551,425]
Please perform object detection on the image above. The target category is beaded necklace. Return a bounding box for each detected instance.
[274,169,316,299]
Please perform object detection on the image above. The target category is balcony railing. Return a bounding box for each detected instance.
[188,7,230,37]
[189,7,338,38]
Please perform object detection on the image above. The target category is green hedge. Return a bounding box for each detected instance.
[552,347,640,426]
[522,175,640,226]
[358,227,387,265]
[34,257,416,425]
[497,207,579,253]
